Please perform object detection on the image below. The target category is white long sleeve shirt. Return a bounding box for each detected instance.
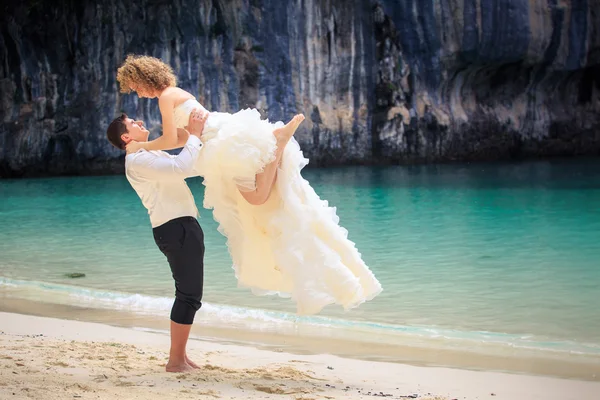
[125,135,203,228]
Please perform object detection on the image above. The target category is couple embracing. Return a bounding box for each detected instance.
[106,55,381,372]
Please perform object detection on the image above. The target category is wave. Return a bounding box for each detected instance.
[1,276,599,357]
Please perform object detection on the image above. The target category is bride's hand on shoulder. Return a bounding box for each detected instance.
[126,141,145,154]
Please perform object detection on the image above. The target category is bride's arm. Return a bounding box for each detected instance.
[132,92,179,151]
[174,128,190,148]
[153,129,190,150]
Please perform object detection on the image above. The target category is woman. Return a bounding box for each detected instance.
[117,54,382,315]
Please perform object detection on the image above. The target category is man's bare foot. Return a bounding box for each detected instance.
[165,361,195,373]
[185,354,201,369]
[274,114,305,145]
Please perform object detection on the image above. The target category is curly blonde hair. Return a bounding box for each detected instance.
[116,54,177,94]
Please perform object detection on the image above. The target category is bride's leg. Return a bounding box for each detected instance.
[239,114,305,205]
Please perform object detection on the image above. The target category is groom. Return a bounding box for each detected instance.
[106,109,207,373]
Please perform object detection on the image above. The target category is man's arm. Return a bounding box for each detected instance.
[128,109,207,181]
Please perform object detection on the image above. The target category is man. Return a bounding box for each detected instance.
[106,109,207,373]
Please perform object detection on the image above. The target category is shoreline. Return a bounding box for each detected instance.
[1,295,599,382]
[1,311,599,400]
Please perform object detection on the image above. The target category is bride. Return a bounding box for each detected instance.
[117,54,382,315]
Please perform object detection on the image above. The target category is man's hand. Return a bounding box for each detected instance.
[188,108,208,138]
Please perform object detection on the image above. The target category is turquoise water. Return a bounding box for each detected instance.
[1,159,600,357]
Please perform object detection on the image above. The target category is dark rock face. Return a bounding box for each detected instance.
[373,0,600,163]
[1,0,599,177]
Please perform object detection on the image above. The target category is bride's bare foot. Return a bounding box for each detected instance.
[274,114,305,145]
[185,354,201,369]
[165,360,195,373]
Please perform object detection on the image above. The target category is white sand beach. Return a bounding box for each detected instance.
[0,312,598,400]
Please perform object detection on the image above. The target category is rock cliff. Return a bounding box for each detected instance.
[1,0,598,177]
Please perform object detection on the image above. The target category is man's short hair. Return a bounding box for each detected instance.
[106,113,128,150]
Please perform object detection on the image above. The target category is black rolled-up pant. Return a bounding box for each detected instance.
[152,216,205,325]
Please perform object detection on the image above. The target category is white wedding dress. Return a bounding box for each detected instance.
[174,98,382,315]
